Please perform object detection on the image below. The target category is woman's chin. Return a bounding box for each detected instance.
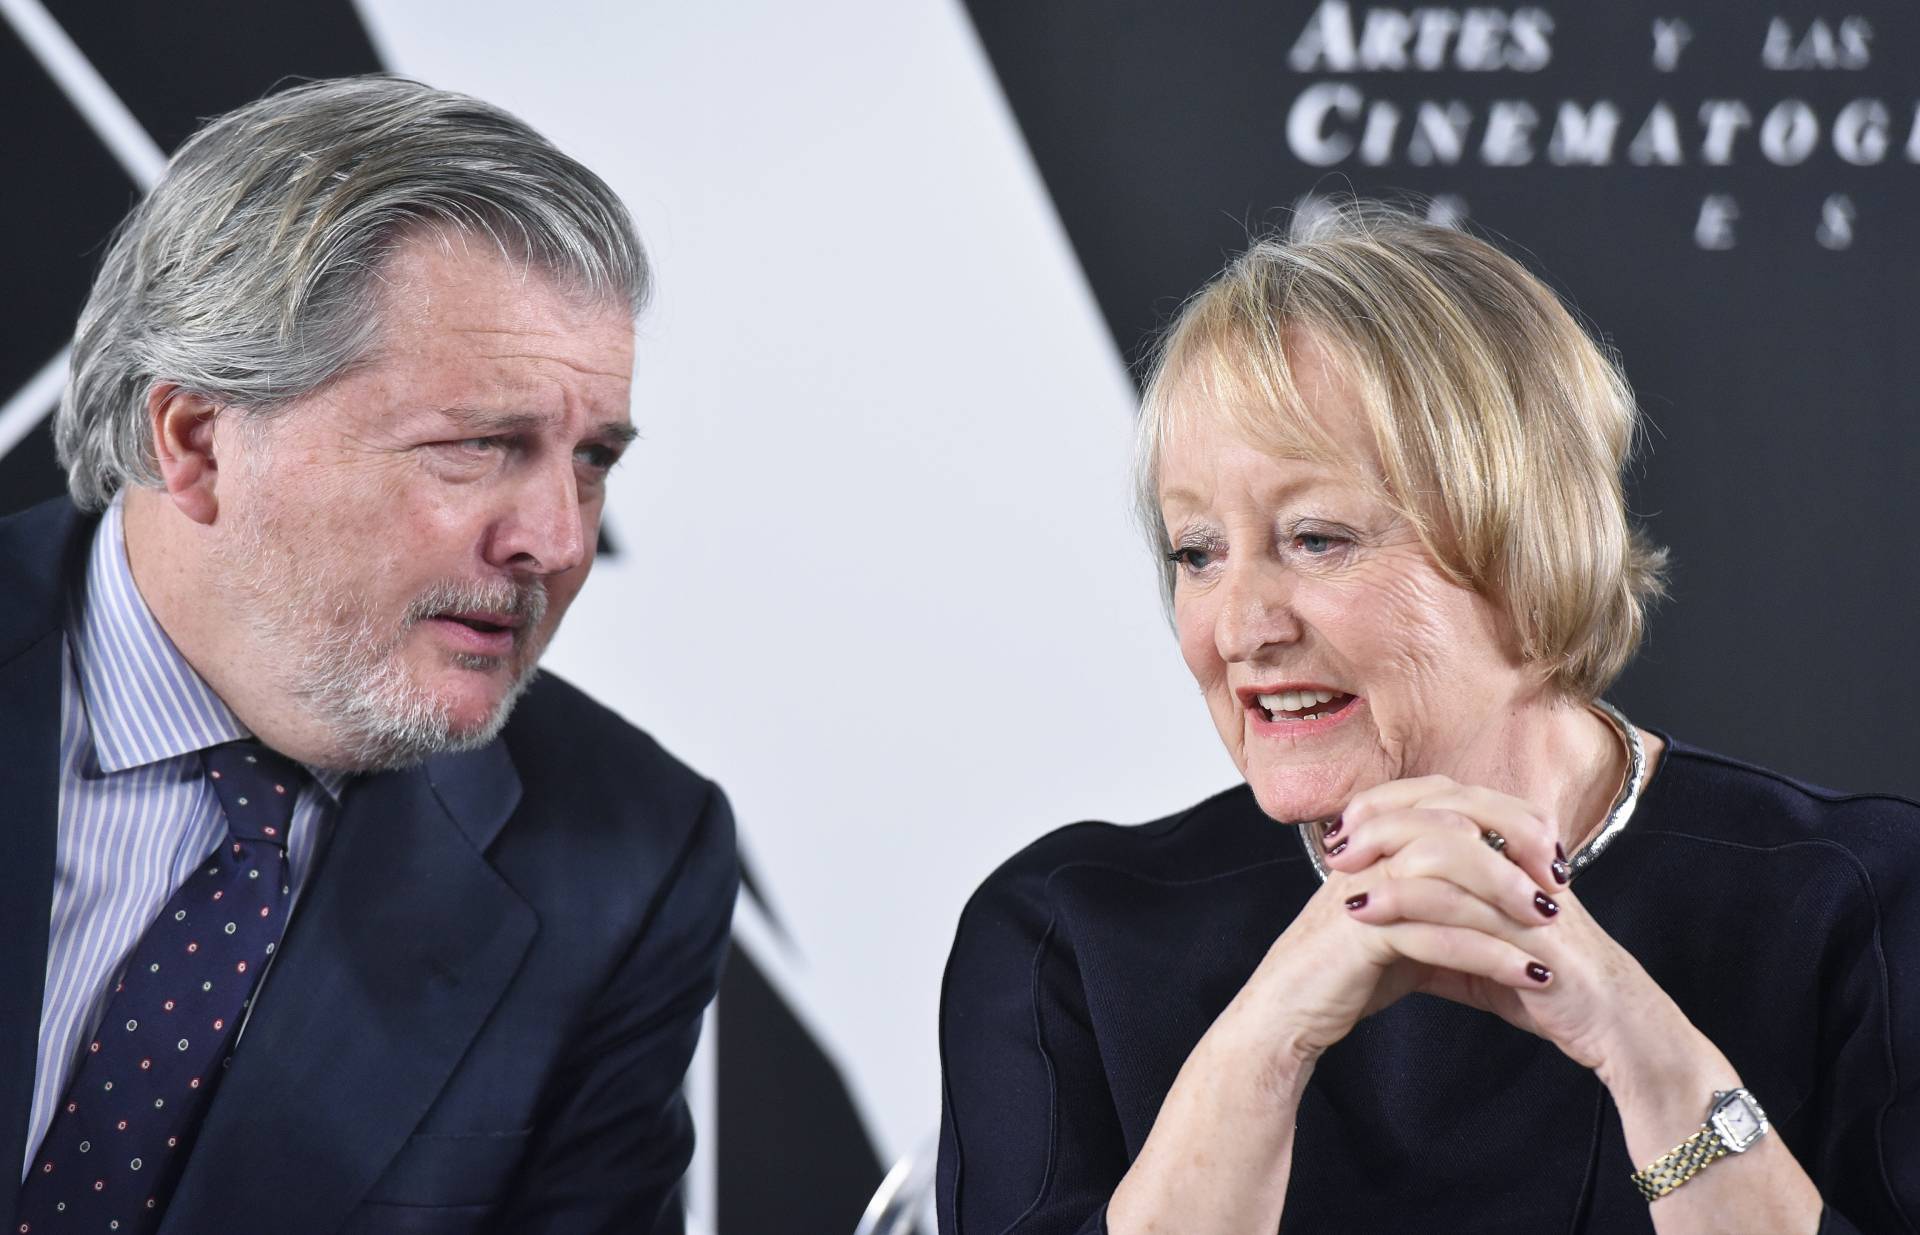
[1236,728,1381,824]
[1246,775,1348,826]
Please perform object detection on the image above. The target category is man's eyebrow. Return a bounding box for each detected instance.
[437,406,547,435]
[435,406,638,445]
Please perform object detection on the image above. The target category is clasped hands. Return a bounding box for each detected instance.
[1258,775,1680,1081]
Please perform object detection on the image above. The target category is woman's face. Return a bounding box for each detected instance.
[1157,342,1535,824]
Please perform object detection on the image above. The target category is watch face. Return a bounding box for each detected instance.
[1712,1091,1767,1151]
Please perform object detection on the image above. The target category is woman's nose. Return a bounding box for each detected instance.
[1213,562,1303,662]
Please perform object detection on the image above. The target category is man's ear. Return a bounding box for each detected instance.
[147,383,224,525]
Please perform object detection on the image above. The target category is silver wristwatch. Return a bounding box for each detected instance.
[1629,1087,1770,1201]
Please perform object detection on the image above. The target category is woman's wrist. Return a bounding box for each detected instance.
[1592,1012,1741,1163]
[1109,995,1313,1235]
[1591,1009,1823,1231]
[1208,990,1320,1107]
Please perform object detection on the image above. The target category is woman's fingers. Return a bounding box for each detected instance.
[1416,786,1567,892]
[1344,873,1556,937]
[1332,779,1567,894]
[1363,920,1553,989]
[1340,775,1462,827]
[1322,808,1562,927]
[1244,881,1435,1061]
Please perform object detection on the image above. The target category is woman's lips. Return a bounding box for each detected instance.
[1243,689,1362,736]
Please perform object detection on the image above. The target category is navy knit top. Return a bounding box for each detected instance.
[937,739,1920,1234]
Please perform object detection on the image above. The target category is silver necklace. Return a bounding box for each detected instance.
[1295,699,1646,883]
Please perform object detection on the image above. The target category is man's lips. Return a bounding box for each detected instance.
[439,610,523,632]
[424,611,522,657]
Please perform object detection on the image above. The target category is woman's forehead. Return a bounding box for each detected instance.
[1157,369,1382,489]
[1162,324,1380,454]
[1156,415,1387,518]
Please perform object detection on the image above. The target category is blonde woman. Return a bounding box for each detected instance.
[936,205,1916,1234]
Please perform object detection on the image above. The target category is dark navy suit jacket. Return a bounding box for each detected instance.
[0,498,739,1234]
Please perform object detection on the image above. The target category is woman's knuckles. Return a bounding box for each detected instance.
[1417,788,1553,845]
[1344,775,1460,823]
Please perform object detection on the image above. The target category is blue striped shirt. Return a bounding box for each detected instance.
[25,497,348,1177]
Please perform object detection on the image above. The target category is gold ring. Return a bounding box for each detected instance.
[1481,829,1507,854]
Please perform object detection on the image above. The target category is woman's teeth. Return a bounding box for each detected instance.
[1255,689,1344,721]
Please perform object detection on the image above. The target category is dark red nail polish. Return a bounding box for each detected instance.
[1534,892,1559,918]
[1323,816,1344,841]
[1555,842,1568,862]
[1327,839,1349,858]
[1526,962,1552,984]
[1344,893,1368,910]
[1551,858,1571,885]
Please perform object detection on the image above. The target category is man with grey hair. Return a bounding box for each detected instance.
[0,76,736,1234]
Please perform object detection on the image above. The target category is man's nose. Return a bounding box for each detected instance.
[490,460,589,577]
[1213,559,1303,662]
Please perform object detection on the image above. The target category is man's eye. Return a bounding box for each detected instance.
[443,437,501,455]
[576,445,622,472]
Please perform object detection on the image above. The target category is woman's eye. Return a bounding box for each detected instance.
[1166,546,1217,572]
[1297,533,1338,555]
[1291,524,1356,557]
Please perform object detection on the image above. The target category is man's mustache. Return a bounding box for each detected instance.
[405,578,550,634]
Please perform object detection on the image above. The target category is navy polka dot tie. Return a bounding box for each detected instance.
[17,741,306,1234]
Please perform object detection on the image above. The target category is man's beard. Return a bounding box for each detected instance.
[215,505,551,772]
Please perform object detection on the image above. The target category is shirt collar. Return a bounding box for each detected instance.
[73,495,348,801]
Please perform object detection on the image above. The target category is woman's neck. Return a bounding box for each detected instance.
[1476,696,1634,857]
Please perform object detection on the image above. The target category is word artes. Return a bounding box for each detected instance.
[1289,89,1920,168]
[1289,1,1555,73]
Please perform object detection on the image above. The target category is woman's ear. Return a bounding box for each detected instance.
[147,383,223,525]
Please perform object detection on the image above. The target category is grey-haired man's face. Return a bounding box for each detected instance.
[207,236,636,770]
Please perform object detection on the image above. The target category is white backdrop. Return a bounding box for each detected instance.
[357,0,1236,1216]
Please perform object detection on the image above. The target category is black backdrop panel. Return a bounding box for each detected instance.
[0,21,139,402]
[965,0,1920,799]
[717,938,884,1235]
[38,0,387,152]
[0,19,139,513]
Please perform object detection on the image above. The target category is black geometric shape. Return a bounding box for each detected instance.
[719,942,884,1235]
[0,22,142,403]
[40,0,384,156]
[738,853,788,946]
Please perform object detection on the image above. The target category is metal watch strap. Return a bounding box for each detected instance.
[1630,1125,1729,1201]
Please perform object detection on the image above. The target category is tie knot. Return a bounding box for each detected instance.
[202,741,305,846]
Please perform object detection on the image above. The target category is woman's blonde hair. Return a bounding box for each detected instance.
[1136,201,1666,699]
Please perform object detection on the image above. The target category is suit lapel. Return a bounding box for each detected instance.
[0,630,62,1226]
[162,742,534,1235]
[0,500,92,1232]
